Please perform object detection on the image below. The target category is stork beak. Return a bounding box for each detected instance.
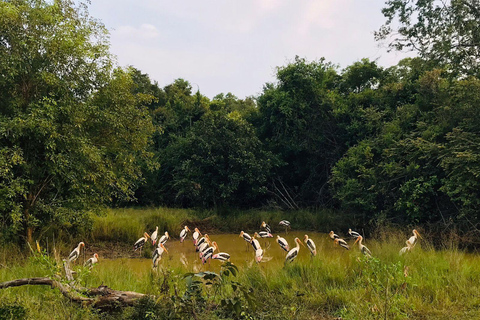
[161,244,168,253]
[298,238,305,247]
[415,230,422,239]
[354,238,359,245]
[187,226,191,232]
[261,221,265,228]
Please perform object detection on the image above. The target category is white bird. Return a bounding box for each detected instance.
[334,238,350,250]
[151,226,159,245]
[354,235,371,256]
[261,221,272,233]
[158,231,169,245]
[134,233,150,251]
[84,253,99,268]
[212,252,231,262]
[329,231,340,240]
[180,226,191,243]
[348,228,361,239]
[279,220,291,234]
[68,242,85,263]
[199,238,212,258]
[202,242,219,264]
[304,235,317,256]
[399,240,413,255]
[193,228,201,245]
[255,248,264,263]
[257,231,273,238]
[196,234,210,252]
[285,238,304,264]
[152,243,168,268]
[407,229,422,247]
[276,235,289,252]
[251,233,261,251]
[239,231,252,251]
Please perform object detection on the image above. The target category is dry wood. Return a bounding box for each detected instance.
[0,277,149,309]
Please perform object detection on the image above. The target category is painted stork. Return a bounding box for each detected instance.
[239,231,252,251]
[257,231,273,238]
[255,248,264,263]
[261,221,272,233]
[84,253,99,268]
[158,231,169,245]
[134,233,150,252]
[276,235,289,252]
[304,235,317,256]
[68,242,85,263]
[334,238,350,250]
[329,231,340,241]
[354,235,371,256]
[212,252,231,262]
[251,233,261,251]
[279,220,291,234]
[196,234,210,252]
[407,229,422,247]
[152,243,168,268]
[202,242,219,264]
[198,237,212,258]
[399,241,413,255]
[180,226,191,243]
[285,238,304,264]
[193,228,201,246]
[348,229,361,239]
[151,226,159,245]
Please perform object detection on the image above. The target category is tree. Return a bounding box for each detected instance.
[0,0,154,243]
[376,0,480,77]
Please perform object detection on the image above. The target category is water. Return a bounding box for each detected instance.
[99,231,356,275]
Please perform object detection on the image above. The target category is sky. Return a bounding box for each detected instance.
[88,0,412,99]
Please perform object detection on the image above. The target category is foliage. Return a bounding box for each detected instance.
[376,0,480,77]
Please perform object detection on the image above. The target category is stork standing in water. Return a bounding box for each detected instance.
[261,221,272,233]
[407,229,422,247]
[152,243,168,268]
[348,229,361,239]
[134,233,150,255]
[198,237,212,259]
[285,238,305,264]
[196,234,210,252]
[68,242,85,264]
[276,235,289,252]
[151,226,159,245]
[279,220,290,234]
[180,226,191,243]
[304,235,317,257]
[158,232,169,245]
[354,235,371,257]
[193,228,201,246]
[212,252,231,262]
[84,253,99,268]
[250,233,261,251]
[202,242,219,264]
[334,238,350,250]
[239,231,252,251]
[329,231,340,241]
[255,231,273,248]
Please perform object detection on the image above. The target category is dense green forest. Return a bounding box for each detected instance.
[1,0,480,243]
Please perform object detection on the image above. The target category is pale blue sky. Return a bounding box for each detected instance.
[89,1,412,99]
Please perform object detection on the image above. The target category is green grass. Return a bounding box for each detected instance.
[2,209,480,319]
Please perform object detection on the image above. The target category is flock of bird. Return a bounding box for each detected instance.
[65,221,423,269]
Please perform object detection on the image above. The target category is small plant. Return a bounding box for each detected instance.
[0,302,27,320]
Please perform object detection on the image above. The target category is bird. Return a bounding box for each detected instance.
[158,232,169,245]
[399,241,413,255]
[255,248,264,263]
[239,231,252,251]
[84,253,99,268]
[152,243,168,268]
[257,231,273,238]
[334,238,350,250]
[279,220,291,234]
[151,226,159,245]
[285,237,304,264]
[348,229,361,239]
[251,233,261,251]
[354,235,371,256]
[196,234,210,252]
[304,235,317,256]
[276,235,289,252]
[329,231,340,240]
[192,228,201,246]
[134,233,150,251]
[198,237,212,258]
[68,242,85,263]
[407,229,422,247]
[261,221,272,233]
[180,226,191,243]
[202,242,219,264]
[212,252,231,262]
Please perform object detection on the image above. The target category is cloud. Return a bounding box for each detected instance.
[113,24,160,41]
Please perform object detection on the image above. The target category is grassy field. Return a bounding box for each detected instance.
[1,209,480,319]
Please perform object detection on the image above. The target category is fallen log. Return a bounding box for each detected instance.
[0,277,149,309]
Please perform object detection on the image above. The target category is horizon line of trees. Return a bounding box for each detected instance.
[2,0,480,243]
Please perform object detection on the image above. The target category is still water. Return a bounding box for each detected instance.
[99,231,357,275]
